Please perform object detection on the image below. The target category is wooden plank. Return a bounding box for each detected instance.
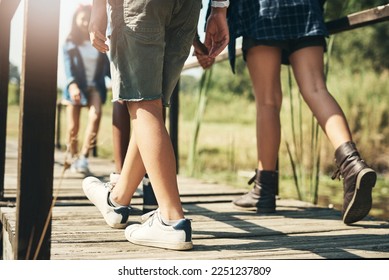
[0,0,22,201]
[326,4,389,35]
[49,231,389,260]
[2,192,389,260]
[50,203,389,260]
[45,213,389,260]
[0,0,22,260]
[15,0,60,260]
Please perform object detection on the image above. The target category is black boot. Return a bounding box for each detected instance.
[232,169,277,213]
[332,141,376,224]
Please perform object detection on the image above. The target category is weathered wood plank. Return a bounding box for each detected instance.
[3,141,389,260]
[48,228,389,260]
[326,4,389,35]
[15,0,60,260]
[2,197,388,260]
[0,0,22,200]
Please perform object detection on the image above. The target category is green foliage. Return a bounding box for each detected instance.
[187,68,213,176]
[8,83,20,105]
[9,62,20,83]
[325,0,389,72]
[180,74,199,96]
[8,62,20,105]
[209,59,253,100]
[324,67,389,173]
[331,23,389,72]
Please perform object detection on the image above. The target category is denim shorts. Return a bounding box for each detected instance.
[242,35,327,65]
[108,0,201,106]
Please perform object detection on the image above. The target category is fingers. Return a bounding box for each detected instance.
[89,30,109,53]
[204,10,229,58]
[194,52,215,69]
[208,35,229,58]
[204,31,229,58]
[204,32,212,55]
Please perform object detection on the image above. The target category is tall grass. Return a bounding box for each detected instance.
[187,67,213,176]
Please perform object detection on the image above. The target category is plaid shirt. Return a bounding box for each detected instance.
[227,0,328,70]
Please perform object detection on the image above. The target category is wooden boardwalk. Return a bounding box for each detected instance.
[1,140,389,259]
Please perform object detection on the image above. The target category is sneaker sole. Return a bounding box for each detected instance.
[126,236,193,251]
[110,222,128,229]
[343,168,376,225]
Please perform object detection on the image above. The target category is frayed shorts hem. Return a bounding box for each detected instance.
[111,97,170,107]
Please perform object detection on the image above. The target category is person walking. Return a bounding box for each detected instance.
[82,0,225,250]
[62,4,110,174]
[205,0,376,225]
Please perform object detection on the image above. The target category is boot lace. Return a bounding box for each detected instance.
[331,167,342,180]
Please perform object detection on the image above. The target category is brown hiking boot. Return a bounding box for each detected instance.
[232,170,277,213]
[332,141,376,225]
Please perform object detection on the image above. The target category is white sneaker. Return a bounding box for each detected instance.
[82,176,134,229]
[71,156,90,174]
[125,209,193,250]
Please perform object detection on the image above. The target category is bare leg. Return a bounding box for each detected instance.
[109,126,146,205]
[246,46,283,171]
[111,99,183,220]
[66,104,81,157]
[290,47,376,225]
[80,89,103,157]
[112,100,130,173]
[289,47,352,149]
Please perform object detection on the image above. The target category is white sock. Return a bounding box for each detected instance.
[108,193,127,208]
[161,216,185,226]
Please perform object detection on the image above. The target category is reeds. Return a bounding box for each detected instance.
[187,67,213,176]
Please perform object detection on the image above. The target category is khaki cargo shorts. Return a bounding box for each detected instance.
[108,0,201,106]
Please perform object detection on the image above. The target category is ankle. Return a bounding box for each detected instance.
[159,208,184,221]
[109,192,130,207]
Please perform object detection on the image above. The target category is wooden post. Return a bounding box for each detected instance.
[55,102,62,149]
[14,0,60,260]
[0,0,22,200]
[169,81,180,173]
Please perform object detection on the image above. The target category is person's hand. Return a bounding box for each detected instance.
[89,1,109,53]
[204,8,229,58]
[69,83,81,105]
[193,37,215,69]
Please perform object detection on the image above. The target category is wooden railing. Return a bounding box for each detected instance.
[0,0,60,260]
[0,1,388,260]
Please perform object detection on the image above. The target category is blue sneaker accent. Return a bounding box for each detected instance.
[173,219,192,242]
[83,176,134,229]
[114,207,133,224]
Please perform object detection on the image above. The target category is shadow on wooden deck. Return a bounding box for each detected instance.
[1,140,389,259]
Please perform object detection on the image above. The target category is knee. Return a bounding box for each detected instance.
[67,124,79,137]
[256,94,282,112]
[89,107,102,122]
